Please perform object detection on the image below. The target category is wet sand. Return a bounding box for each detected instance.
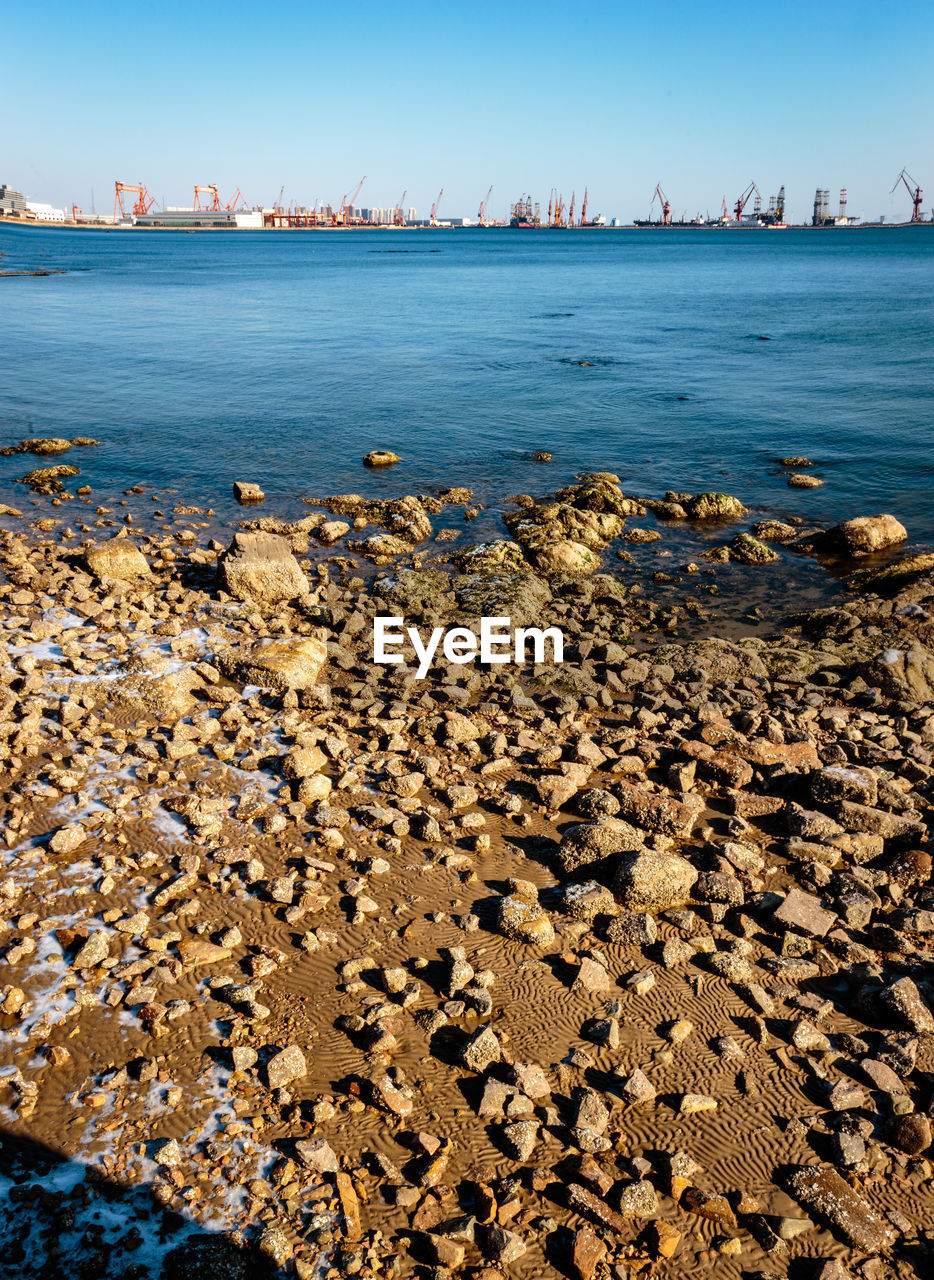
[1,458,933,1280]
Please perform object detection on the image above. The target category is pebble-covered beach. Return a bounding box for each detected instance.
[2,438,933,1280]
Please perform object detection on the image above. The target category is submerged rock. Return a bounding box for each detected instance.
[729,533,779,565]
[20,437,73,455]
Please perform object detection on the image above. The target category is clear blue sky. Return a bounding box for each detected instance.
[6,0,931,222]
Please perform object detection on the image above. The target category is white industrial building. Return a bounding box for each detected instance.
[26,200,67,222]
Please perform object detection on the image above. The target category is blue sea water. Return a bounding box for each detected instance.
[1,222,932,546]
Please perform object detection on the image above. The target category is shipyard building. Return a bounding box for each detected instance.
[133,207,263,229]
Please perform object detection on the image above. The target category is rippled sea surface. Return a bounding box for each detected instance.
[2,222,932,541]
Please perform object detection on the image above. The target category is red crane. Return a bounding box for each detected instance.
[650,183,672,225]
[568,191,576,228]
[579,187,588,227]
[478,185,493,226]
[891,168,924,223]
[733,181,760,222]
[337,175,366,226]
[225,188,248,211]
[113,181,154,221]
[194,184,221,211]
[393,190,407,227]
[430,188,444,226]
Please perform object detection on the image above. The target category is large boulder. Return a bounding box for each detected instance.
[454,569,552,626]
[555,817,644,876]
[534,540,601,576]
[84,537,151,581]
[613,849,698,913]
[820,514,907,558]
[505,502,622,552]
[217,636,327,691]
[685,493,747,521]
[863,644,934,704]
[217,532,308,604]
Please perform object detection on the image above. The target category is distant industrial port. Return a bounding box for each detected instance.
[0,170,928,230]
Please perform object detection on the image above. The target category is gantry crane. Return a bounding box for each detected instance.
[336,176,366,226]
[478,185,493,226]
[393,191,407,227]
[430,189,444,226]
[194,184,221,212]
[113,181,155,221]
[650,184,672,225]
[733,181,760,222]
[891,168,924,223]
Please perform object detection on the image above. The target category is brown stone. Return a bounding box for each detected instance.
[570,1227,606,1280]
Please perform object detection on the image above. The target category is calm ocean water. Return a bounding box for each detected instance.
[2,223,933,546]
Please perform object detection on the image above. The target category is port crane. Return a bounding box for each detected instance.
[478,185,493,226]
[891,168,924,223]
[393,191,407,227]
[194,184,221,212]
[568,191,576,228]
[549,190,566,228]
[579,187,588,227]
[650,183,672,225]
[733,181,761,222]
[225,188,248,212]
[430,189,444,226]
[113,181,154,222]
[336,176,366,226]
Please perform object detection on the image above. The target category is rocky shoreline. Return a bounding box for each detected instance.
[1,460,933,1280]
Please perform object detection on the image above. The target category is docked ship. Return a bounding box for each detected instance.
[509,195,541,228]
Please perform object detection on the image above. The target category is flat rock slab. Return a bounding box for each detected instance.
[785,1165,897,1252]
[218,636,327,691]
[773,887,835,937]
